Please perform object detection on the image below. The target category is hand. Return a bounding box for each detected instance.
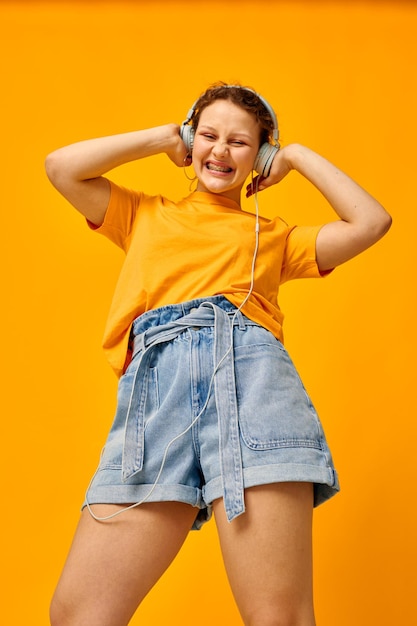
[246,145,293,197]
[164,124,192,168]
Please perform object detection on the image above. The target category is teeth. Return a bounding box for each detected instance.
[207,163,232,173]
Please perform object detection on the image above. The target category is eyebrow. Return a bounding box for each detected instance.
[198,124,253,140]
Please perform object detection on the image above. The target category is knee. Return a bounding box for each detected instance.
[49,593,73,626]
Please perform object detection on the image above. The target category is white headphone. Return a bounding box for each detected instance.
[180,85,280,178]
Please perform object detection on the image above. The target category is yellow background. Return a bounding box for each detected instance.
[1,1,416,624]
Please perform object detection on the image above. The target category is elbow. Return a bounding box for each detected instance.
[45,148,77,193]
[44,150,63,187]
[364,202,392,246]
[375,208,392,241]
[354,207,392,257]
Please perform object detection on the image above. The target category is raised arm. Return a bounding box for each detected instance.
[45,124,188,226]
[247,144,392,272]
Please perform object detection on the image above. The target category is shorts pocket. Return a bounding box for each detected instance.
[234,342,323,451]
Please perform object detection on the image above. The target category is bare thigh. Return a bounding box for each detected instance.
[213,483,316,626]
[50,502,197,626]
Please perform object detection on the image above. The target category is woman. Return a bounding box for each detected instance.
[45,83,391,626]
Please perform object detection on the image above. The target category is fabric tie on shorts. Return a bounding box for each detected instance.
[122,302,246,523]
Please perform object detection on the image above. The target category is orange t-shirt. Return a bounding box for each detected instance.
[92,181,325,377]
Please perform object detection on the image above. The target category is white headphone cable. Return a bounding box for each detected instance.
[85,175,261,522]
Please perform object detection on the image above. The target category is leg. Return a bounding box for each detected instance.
[213,483,315,626]
[50,502,197,626]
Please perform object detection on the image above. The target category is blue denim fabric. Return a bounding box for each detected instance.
[84,296,339,529]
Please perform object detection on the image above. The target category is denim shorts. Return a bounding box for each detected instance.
[84,296,339,529]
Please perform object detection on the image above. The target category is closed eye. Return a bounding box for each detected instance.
[200,134,246,146]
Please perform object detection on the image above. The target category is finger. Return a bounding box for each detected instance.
[246,175,266,198]
[174,152,192,168]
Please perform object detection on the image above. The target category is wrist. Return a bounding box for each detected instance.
[165,124,182,151]
[133,124,180,159]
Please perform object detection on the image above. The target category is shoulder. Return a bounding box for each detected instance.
[92,182,172,248]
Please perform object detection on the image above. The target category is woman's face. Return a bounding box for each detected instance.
[192,99,261,205]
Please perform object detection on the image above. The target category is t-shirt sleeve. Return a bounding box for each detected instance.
[280,224,332,283]
[87,180,143,251]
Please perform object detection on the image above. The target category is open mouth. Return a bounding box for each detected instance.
[206,162,233,173]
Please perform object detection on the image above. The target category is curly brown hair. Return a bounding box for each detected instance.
[190,82,276,146]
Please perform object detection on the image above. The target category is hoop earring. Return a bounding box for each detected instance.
[183,155,198,191]
[183,155,196,181]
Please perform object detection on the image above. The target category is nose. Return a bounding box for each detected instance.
[212,139,228,158]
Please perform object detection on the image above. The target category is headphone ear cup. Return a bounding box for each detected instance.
[180,123,195,155]
[253,143,280,177]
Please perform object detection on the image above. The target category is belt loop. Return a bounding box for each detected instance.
[133,332,146,357]
[237,309,246,331]
[230,309,246,331]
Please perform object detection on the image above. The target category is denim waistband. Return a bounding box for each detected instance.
[123,297,255,522]
[131,295,245,336]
